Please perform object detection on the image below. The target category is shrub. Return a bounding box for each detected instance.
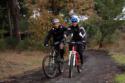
[5,37,18,48]
[0,39,6,50]
[16,39,31,50]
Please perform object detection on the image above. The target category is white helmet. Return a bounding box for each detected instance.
[52,18,60,24]
[71,15,80,23]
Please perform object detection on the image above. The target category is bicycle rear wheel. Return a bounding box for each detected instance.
[42,55,57,78]
[58,59,64,74]
[69,54,74,78]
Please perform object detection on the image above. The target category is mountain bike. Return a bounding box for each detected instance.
[67,41,83,78]
[42,42,64,78]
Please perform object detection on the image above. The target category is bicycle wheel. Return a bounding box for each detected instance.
[69,54,74,78]
[42,55,57,78]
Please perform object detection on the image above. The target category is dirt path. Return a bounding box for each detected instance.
[1,50,119,83]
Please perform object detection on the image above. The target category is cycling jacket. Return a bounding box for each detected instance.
[44,25,67,45]
[66,25,86,42]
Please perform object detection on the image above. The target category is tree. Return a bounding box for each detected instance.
[0,0,8,39]
[0,0,21,41]
[95,0,125,20]
[94,0,125,48]
[0,0,30,41]
[8,0,21,41]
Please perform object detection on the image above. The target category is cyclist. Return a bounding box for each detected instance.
[65,15,87,69]
[44,18,67,61]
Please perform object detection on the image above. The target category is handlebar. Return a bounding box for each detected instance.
[50,42,60,46]
[49,41,86,47]
[65,41,85,45]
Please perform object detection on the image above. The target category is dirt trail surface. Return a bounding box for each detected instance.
[1,50,119,83]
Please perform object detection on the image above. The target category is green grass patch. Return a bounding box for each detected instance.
[114,74,125,83]
[111,53,125,83]
[111,53,125,65]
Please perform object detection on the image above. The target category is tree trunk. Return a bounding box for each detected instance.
[73,0,76,13]
[8,0,21,41]
[52,0,55,14]
[7,2,13,38]
[99,33,106,48]
[99,39,103,48]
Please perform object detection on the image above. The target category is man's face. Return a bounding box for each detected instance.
[72,22,78,27]
[53,22,60,28]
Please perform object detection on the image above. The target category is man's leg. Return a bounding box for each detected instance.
[54,45,59,57]
[59,43,65,60]
[60,49,64,59]
[77,44,85,65]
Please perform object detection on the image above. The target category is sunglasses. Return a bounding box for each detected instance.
[71,21,77,23]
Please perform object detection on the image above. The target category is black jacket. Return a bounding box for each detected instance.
[66,25,86,42]
[44,25,67,44]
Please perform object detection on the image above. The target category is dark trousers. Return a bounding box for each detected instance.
[69,44,85,64]
[54,44,64,59]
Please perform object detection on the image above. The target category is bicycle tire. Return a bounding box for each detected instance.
[69,54,74,78]
[42,55,57,78]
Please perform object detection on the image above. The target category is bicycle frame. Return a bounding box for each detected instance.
[51,49,56,64]
[49,42,60,64]
[68,45,79,66]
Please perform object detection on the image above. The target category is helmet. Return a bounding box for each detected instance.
[52,18,60,24]
[71,15,79,23]
[71,17,78,22]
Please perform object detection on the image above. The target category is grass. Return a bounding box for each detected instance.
[114,74,125,83]
[111,53,125,65]
[0,51,45,80]
[111,53,125,83]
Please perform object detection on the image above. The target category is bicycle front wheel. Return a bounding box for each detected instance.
[42,55,57,78]
[69,54,74,78]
